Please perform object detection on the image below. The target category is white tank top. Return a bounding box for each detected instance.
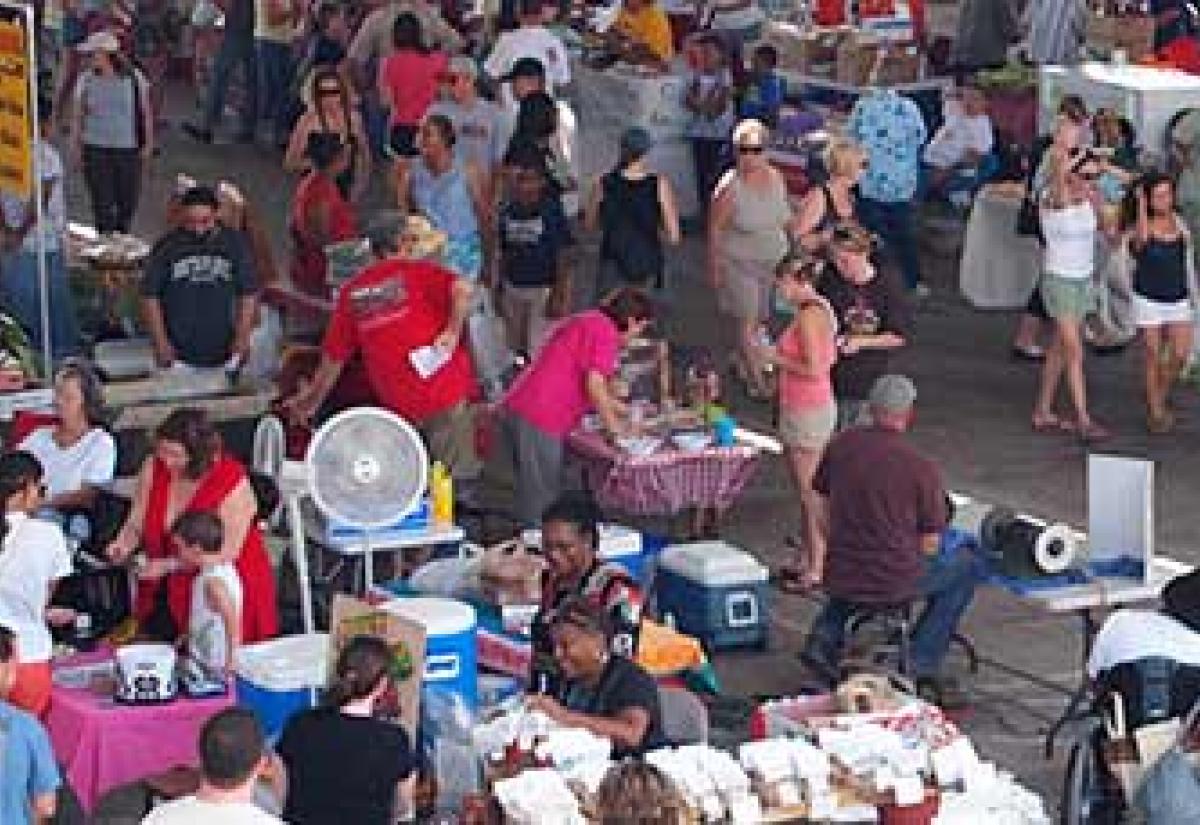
[189,563,243,672]
[1040,200,1097,280]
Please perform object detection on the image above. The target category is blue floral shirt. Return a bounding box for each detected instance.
[848,90,928,203]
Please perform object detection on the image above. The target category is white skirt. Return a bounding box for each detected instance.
[1132,295,1194,328]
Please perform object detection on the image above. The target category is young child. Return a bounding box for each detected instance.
[172,512,242,677]
[684,33,735,216]
[0,625,61,822]
[739,44,785,128]
[498,157,571,356]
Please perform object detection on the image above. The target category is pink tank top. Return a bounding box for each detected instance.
[777,297,838,411]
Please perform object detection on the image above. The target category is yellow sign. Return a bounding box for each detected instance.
[0,20,30,198]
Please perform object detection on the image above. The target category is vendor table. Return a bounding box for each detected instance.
[308,516,468,596]
[571,60,700,218]
[0,387,53,421]
[779,70,952,129]
[1038,63,1200,155]
[958,184,1042,310]
[107,384,276,432]
[46,658,232,812]
[998,555,1193,757]
[566,430,761,517]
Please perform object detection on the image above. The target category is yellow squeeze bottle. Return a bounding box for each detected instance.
[431,461,454,525]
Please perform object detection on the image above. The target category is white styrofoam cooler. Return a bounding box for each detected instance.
[656,542,769,651]
[1038,63,1200,154]
[521,524,647,584]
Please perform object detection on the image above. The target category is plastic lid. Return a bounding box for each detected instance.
[659,541,769,584]
[383,596,476,636]
[521,524,642,558]
[235,633,330,690]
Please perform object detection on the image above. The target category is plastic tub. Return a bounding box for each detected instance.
[383,597,478,711]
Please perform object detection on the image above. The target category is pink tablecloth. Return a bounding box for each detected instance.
[566,430,761,516]
[46,672,232,812]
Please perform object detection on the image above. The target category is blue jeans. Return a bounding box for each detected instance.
[858,196,921,290]
[0,248,80,359]
[806,542,987,677]
[203,33,258,136]
[257,38,294,141]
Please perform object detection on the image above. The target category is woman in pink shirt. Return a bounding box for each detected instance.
[377,13,448,159]
[760,254,838,593]
[502,289,656,526]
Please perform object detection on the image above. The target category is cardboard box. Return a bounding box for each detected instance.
[329,595,427,742]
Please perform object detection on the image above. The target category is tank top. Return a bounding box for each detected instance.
[600,171,663,280]
[777,296,838,411]
[720,171,791,264]
[817,184,854,233]
[1133,235,1190,303]
[1040,200,1096,279]
[188,563,243,673]
[79,71,139,149]
[411,158,480,242]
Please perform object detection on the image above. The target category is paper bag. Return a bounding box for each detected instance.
[329,595,427,742]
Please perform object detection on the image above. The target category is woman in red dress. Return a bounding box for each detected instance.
[107,408,278,643]
[290,132,359,298]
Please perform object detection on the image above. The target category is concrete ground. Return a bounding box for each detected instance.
[52,83,1200,821]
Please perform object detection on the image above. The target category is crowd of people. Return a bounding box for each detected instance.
[2,0,1200,821]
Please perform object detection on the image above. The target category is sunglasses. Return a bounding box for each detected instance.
[736,144,764,154]
[316,86,342,97]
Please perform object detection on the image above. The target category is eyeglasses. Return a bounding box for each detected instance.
[736,144,764,154]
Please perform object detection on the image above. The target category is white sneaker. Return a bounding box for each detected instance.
[911,283,932,299]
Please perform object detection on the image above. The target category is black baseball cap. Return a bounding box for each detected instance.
[502,56,546,82]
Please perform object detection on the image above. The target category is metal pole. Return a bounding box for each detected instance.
[286,494,315,635]
[3,4,52,379]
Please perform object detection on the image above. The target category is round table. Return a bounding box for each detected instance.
[958,184,1042,310]
[566,429,761,517]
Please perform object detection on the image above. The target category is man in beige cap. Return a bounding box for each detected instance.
[429,57,505,183]
[803,374,985,704]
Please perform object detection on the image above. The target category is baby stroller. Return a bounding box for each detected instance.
[1060,657,1200,824]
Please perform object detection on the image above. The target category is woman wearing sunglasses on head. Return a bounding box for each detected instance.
[707,118,792,399]
[284,67,371,202]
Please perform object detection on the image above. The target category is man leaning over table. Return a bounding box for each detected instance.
[283,211,482,481]
[801,375,987,706]
[0,625,61,825]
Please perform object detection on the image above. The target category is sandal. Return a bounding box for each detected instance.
[1078,421,1112,443]
[1032,413,1075,433]
[1148,411,1175,435]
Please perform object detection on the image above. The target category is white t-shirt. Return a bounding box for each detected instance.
[923,112,994,169]
[0,512,72,662]
[1,141,66,253]
[1040,200,1097,279]
[142,796,283,824]
[484,25,571,107]
[1088,609,1200,679]
[189,563,243,673]
[18,426,117,499]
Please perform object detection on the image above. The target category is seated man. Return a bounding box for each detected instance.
[0,625,61,825]
[803,375,986,700]
[143,707,283,823]
[141,184,259,370]
[609,0,675,67]
[922,84,995,208]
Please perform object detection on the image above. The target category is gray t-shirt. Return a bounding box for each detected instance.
[429,98,505,173]
[74,71,147,149]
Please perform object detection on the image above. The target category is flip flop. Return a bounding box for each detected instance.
[1078,421,1111,443]
[1032,414,1075,433]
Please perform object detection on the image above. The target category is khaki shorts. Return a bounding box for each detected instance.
[418,401,481,480]
[779,403,837,450]
[1040,273,1095,321]
[718,260,774,322]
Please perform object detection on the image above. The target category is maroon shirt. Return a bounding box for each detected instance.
[813,426,948,603]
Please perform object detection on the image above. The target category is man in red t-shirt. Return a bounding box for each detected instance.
[285,211,481,478]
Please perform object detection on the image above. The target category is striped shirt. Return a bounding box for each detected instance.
[1027,0,1087,64]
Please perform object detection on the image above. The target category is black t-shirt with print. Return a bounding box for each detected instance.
[818,257,911,401]
[278,707,415,825]
[499,195,571,288]
[140,226,257,367]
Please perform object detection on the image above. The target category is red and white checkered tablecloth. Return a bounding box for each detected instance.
[566,430,762,516]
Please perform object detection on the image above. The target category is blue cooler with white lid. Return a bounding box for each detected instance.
[656,542,769,650]
[235,633,329,741]
[522,524,647,585]
[383,597,478,712]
